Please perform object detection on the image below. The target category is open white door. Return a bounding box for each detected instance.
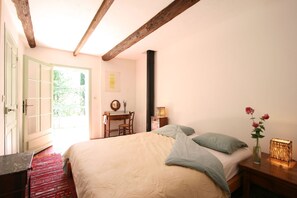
[4,27,18,155]
[23,56,53,152]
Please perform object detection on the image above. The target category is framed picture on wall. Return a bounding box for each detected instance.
[105,71,121,92]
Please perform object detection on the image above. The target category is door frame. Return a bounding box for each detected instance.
[52,65,91,137]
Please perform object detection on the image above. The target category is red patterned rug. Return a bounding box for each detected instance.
[30,153,77,198]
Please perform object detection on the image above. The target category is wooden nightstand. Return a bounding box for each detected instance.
[151,116,168,130]
[239,152,297,198]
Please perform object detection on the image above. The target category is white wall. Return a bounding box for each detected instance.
[135,55,146,133]
[136,1,297,159]
[99,58,136,137]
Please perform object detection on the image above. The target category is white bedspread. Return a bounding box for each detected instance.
[64,132,229,198]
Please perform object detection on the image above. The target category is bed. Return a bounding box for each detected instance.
[63,127,251,198]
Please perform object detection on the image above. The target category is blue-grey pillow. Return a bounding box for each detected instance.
[192,133,248,154]
[153,125,183,138]
[178,125,195,136]
[153,124,195,138]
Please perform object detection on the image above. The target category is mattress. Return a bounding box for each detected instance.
[205,147,251,180]
[64,132,248,198]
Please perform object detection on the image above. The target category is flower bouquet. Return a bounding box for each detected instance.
[245,107,269,164]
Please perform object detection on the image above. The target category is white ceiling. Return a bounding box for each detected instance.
[7,0,260,60]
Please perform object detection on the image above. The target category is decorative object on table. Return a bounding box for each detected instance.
[245,107,270,164]
[270,138,292,166]
[156,107,166,117]
[110,100,120,111]
[123,100,127,113]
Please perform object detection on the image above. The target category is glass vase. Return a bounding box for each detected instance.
[253,139,261,164]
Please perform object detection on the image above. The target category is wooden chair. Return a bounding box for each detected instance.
[119,111,135,135]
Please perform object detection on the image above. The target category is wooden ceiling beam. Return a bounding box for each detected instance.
[12,0,36,48]
[102,0,200,61]
[73,0,114,56]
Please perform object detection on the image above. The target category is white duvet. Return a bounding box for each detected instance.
[63,132,229,198]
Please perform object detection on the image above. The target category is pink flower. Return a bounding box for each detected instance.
[262,114,269,120]
[245,107,254,115]
[252,122,259,128]
[245,106,270,140]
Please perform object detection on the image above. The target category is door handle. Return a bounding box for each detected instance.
[4,107,15,114]
[23,99,34,115]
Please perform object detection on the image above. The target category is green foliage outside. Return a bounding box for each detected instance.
[53,70,86,117]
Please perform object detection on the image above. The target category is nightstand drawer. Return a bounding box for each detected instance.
[247,170,297,197]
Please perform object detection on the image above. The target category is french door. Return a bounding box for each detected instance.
[23,56,53,152]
